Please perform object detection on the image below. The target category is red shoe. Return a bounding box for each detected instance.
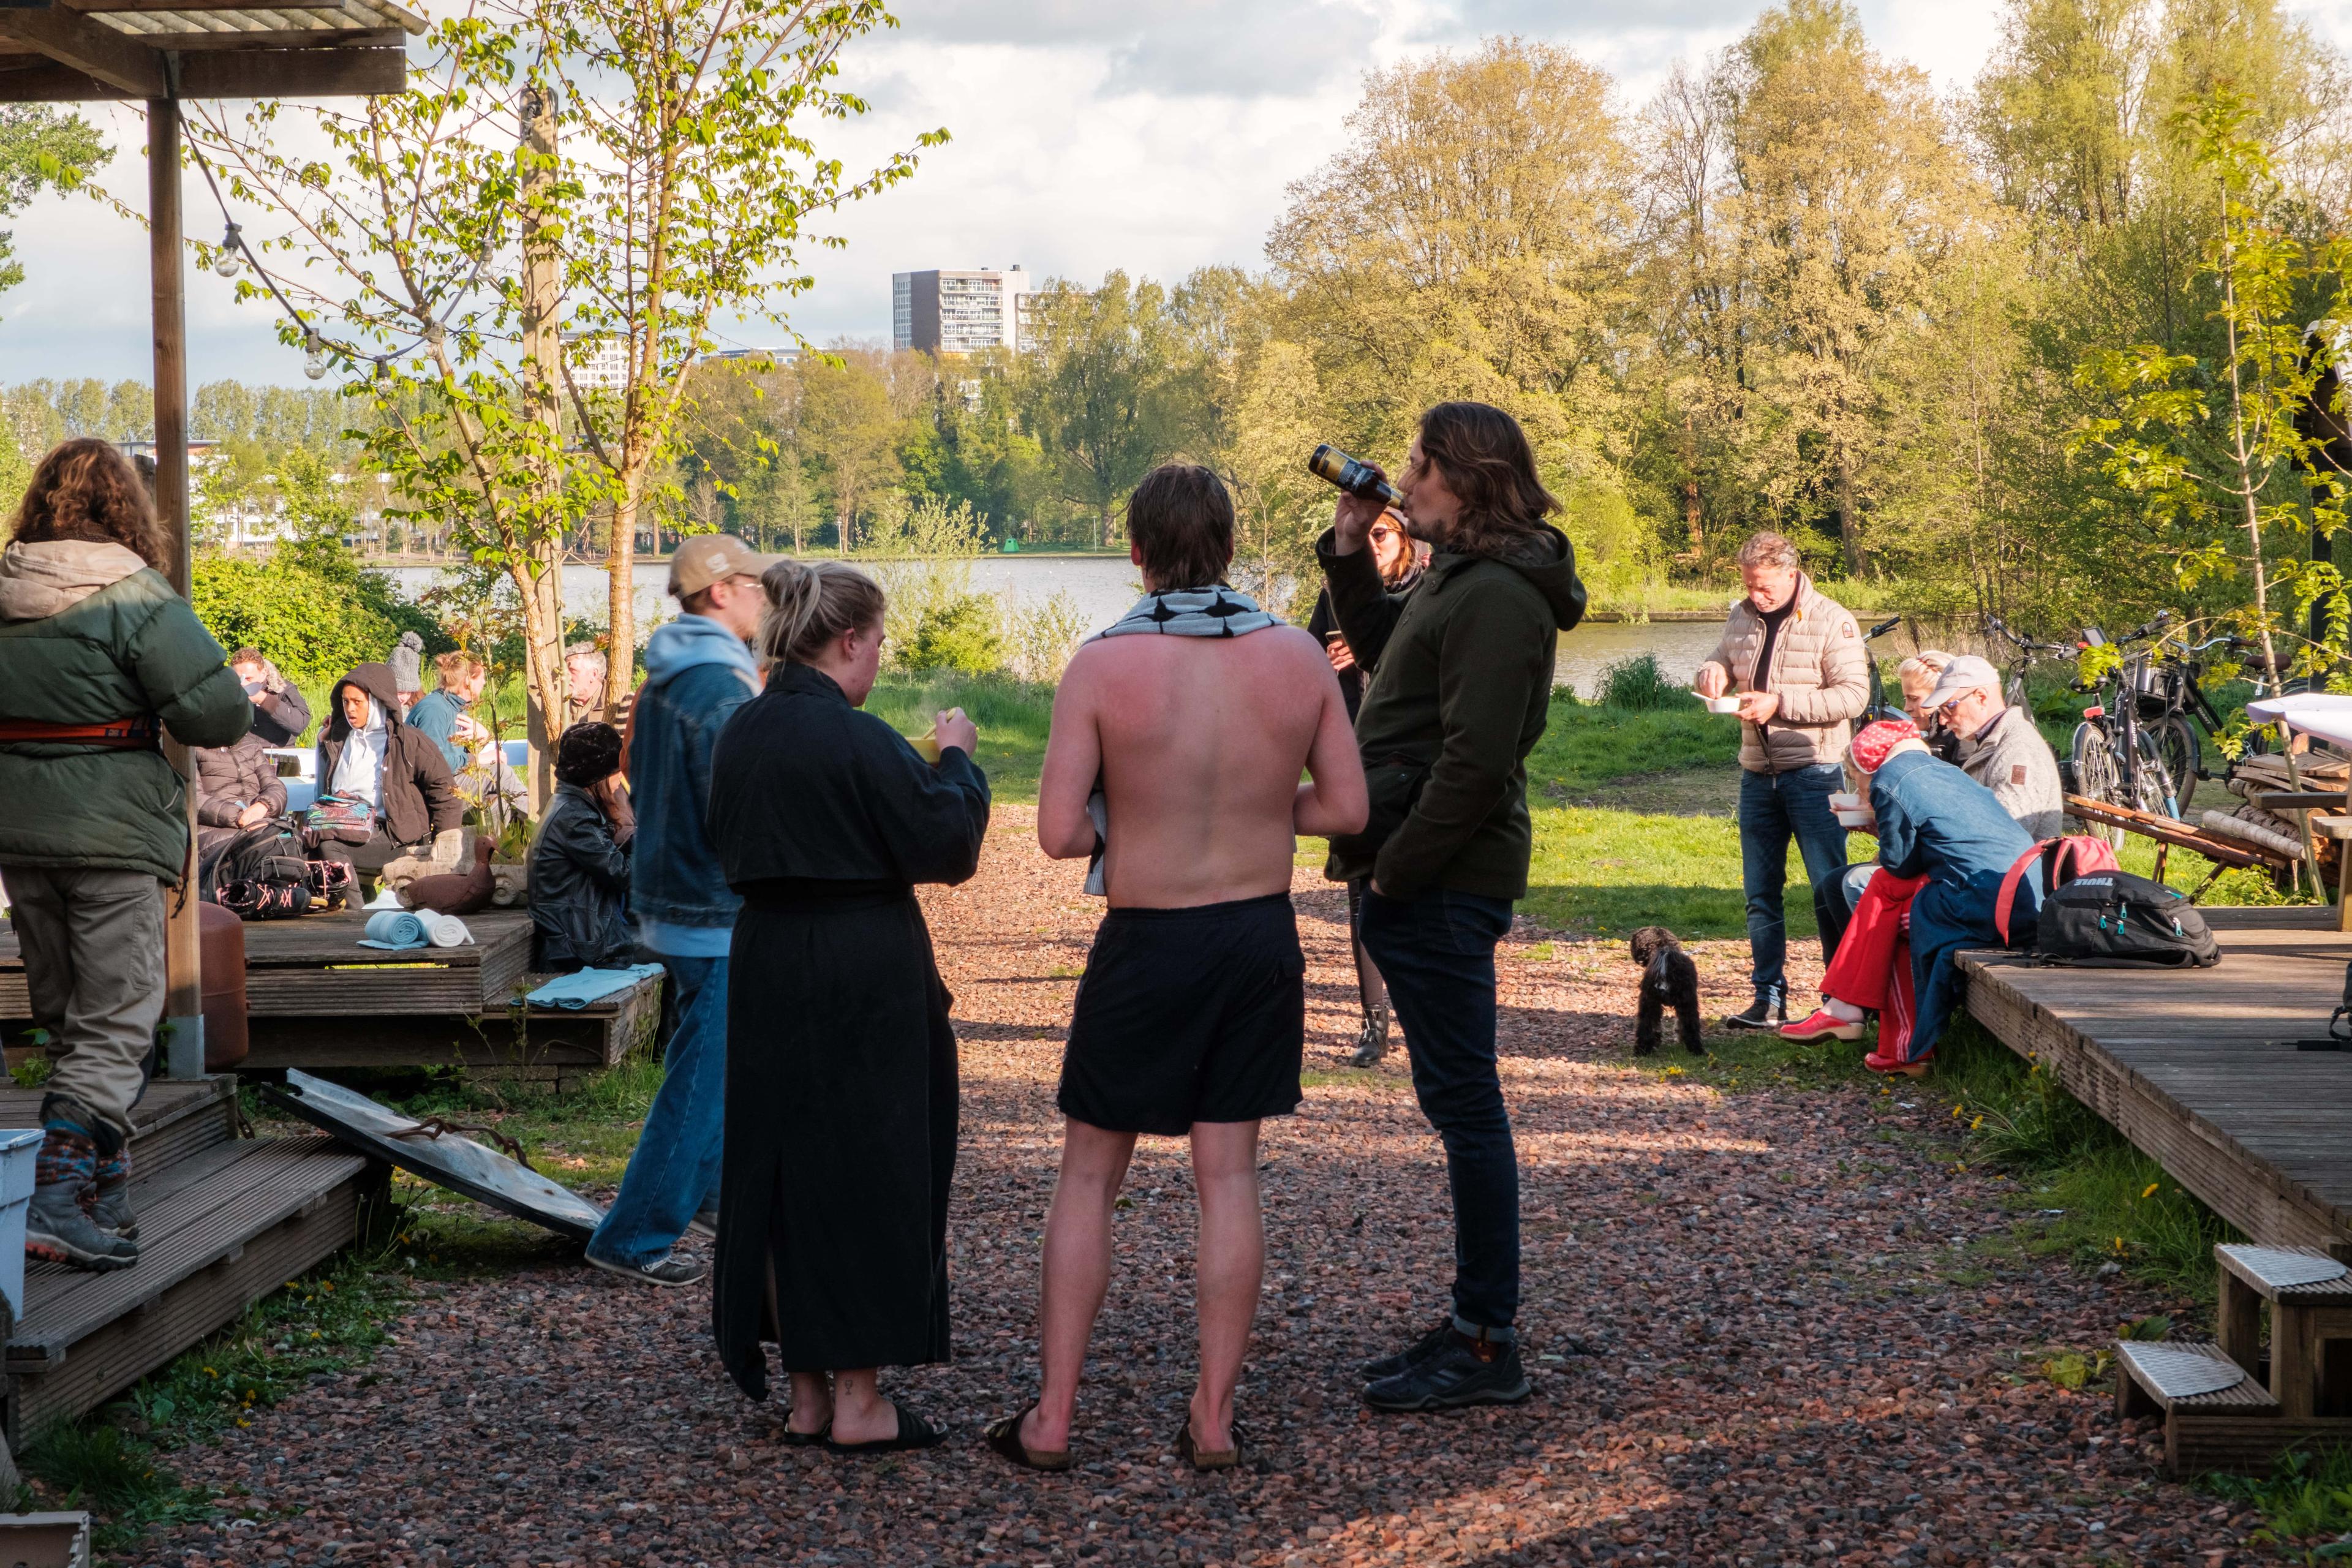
[1780,1009,1864,1043]
[1864,1049,1930,1077]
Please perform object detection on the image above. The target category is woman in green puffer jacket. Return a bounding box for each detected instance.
[0,437,252,1273]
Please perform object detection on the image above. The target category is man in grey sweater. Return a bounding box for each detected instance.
[1920,655,2064,840]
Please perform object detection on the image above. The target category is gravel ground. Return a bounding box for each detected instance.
[159,809,2273,1567]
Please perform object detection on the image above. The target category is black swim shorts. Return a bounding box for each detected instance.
[1058,891,1305,1136]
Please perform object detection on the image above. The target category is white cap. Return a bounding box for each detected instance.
[1921,654,2002,710]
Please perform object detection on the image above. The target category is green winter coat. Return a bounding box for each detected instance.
[1316,522,1588,902]
[0,540,254,885]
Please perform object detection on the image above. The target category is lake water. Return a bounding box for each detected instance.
[383,557,1736,694]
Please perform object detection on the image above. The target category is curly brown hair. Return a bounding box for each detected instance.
[10,437,169,572]
[1414,402,1559,559]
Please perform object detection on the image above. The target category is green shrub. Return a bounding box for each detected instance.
[192,551,446,687]
[1597,652,1693,711]
[900,594,1006,674]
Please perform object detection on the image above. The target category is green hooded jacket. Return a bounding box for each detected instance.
[1315,522,1586,902]
[0,540,254,885]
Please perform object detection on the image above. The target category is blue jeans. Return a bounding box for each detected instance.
[1359,887,1518,1331]
[586,954,727,1270]
[1737,764,1851,1000]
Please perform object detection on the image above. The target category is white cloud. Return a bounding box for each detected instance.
[0,0,2342,384]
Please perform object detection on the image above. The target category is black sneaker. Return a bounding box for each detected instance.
[1348,1005,1392,1069]
[1723,990,1787,1031]
[1359,1319,1451,1381]
[584,1250,708,1287]
[1364,1330,1531,1412]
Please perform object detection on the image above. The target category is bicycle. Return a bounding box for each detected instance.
[1861,614,1909,725]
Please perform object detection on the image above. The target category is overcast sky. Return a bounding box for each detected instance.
[6,0,2352,386]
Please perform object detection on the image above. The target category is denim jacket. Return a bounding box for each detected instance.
[627,620,757,931]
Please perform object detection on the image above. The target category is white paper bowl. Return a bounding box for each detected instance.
[1702,696,1741,714]
[1834,809,1874,829]
[1827,792,1861,812]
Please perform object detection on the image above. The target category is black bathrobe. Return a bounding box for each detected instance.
[707,661,990,1398]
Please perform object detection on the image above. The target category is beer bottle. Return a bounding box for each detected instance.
[1308,443,1401,508]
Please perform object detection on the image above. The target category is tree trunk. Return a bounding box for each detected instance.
[1681,408,1703,557]
[521,81,563,809]
[607,485,638,714]
[1834,450,1867,578]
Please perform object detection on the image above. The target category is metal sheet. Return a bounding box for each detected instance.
[263,1068,606,1243]
[2119,1343,2249,1401]
[2220,1244,2350,1292]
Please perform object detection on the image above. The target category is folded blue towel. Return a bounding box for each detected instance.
[525,965,665,1010]
[358,910,429,950]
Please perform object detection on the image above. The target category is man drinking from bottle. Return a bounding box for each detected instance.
[1314,401,1586,1412]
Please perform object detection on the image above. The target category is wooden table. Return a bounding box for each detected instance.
[1961,907,2352,1253]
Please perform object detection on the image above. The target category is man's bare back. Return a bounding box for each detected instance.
[1039,626,1366,906]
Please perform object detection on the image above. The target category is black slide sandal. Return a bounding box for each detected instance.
[984,1403,1074,1472]
[825,1403,950,1455]
[780,1422,829,1448]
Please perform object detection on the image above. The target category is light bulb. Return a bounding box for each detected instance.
[303,330,328,381]
[214,221,242,279]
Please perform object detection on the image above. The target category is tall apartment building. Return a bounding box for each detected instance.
[892,266,1033,355]
[564,332,630,392]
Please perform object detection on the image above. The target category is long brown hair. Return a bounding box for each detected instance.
[10,437,169,572]
[1415,402,1559,559]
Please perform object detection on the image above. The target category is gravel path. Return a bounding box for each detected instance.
[160,810,2272,1567]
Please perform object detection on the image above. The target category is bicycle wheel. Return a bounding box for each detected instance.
[2129,727,2181,820]
[2151,714,2199,816]
[2070,724,2125,847]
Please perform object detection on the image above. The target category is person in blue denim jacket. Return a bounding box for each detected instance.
[582,534,774,1287]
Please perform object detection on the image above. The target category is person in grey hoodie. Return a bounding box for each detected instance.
[0,439,252,1272]
[582,534,773,1288]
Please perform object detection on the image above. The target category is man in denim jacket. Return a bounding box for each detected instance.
[584,535,772,1286]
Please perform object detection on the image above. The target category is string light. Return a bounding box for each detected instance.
[214,221,242,279]
[303,329,328,382]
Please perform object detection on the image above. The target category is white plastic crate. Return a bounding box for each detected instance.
[0,1126,43,1321]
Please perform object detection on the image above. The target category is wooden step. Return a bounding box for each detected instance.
[4,1134,378,1442]
[2116,1340,2278,1417]
[0,1077,237,1172]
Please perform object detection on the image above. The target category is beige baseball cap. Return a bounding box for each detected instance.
[668,534,780,599]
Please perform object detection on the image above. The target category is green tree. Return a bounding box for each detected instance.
[1020,271,1181,546]
[0,107,104,315]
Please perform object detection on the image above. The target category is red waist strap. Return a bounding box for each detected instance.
[0,715,161,750]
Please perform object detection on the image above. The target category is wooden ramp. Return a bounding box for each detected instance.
[0,911,660,1088]
[1960,907,2352,1254]
[0,1079,383,1444]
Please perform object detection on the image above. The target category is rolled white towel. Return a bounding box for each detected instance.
[424,911,473,948]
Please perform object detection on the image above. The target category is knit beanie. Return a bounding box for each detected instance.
[1849,718,1921,774]
[389,630,424,695]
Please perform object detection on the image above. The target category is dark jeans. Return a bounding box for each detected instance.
[1737,763,1852,999]
[1359,886,1517,1330]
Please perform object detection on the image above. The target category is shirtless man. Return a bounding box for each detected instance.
[986,463,1368,1474]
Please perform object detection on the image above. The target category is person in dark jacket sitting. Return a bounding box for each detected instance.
[530,722,635,970]
[228,646,311,748]
[312,660,462,891]
[194,729,289,877]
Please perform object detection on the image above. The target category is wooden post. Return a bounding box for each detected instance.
[150,92,202,1077]
[519,83,559,815]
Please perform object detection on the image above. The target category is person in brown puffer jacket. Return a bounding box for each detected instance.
[313,661,463,891]
[194,731,288,869]
[1694,530,1869,1031]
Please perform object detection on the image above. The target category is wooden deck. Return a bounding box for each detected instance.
[1,910,660,1085]
[0,1079,382,1443]
[1960,907,2352,1254]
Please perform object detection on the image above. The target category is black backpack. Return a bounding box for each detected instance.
[200,818,310,907]
[2033,870,2222,968]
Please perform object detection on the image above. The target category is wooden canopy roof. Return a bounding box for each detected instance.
[0,0,419,102]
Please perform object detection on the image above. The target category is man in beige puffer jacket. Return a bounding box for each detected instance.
[1694,532,1869,1029]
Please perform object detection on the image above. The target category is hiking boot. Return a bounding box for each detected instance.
[1349,1005,1392,1069]
[1363,1329,1531,1413]
[1360,1319,1452,1382]
[584,1250,708,1287]
[85,1146,137,1239]
[687,1205,720,1240]
[28,1183,137,1271]
[1723,989,1787,1031]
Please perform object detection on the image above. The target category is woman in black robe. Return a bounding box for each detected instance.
[707,559,990,1452]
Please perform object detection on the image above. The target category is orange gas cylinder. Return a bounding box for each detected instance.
[197,900,250,1071]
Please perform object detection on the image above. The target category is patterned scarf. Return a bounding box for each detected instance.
[1083,586,1281,894]
[1093,586,1279,641]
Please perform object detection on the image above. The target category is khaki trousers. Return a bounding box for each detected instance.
[1,865,162,1139]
